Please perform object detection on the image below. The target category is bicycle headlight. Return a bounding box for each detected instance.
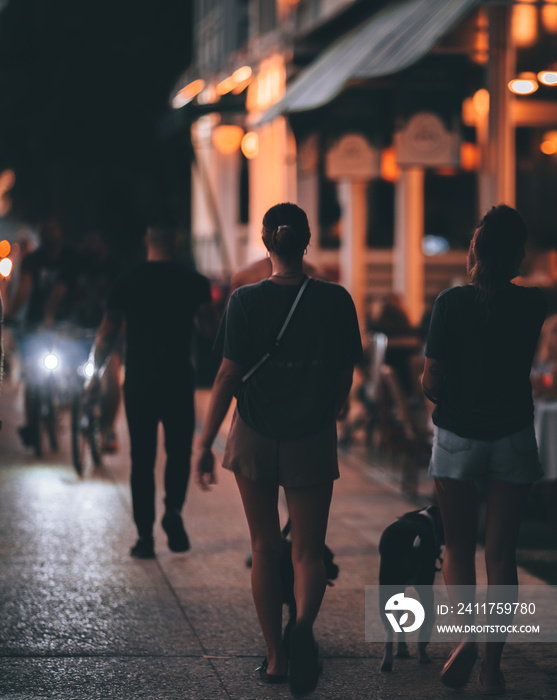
[43,353,60,371]
[83,361,95,378]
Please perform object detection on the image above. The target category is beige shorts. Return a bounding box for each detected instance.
[222,409,340,488]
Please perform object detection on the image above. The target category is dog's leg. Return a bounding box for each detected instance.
[381,640,394,672]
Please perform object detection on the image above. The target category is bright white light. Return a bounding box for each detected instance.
[83,361,95,378]
[0,257,12,277]
[43,353,59,371]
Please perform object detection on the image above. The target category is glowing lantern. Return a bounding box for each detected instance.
[512,0,538,47]
[0,239,11,257]
[541,131,557,155]
[212,125,244,154]
[542,0,557,32]
[380,146,400,183]
[461,142,481,171]
[241,132,259,159]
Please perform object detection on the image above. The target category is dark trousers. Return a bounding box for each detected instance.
[124,378,195,539]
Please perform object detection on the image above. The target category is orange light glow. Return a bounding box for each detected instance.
[233,66,252,83]
[172,79,205,108]
[541,131,557,155]
[541,140,557,155]
[512,0,538,47]
[0,257,12,277]
[246,56,286,112]
[460,142,481,171]
[508,73,538,95]
[538,70,557,86]
[0,169,15,193]
[472,8,489,65]
[212,125,244,154]
[380,146,400,183]
[542,0,557,33]
[472,88,490,117]
[217,76,237,96]
[0,239,11,257]
[241,132,259,159]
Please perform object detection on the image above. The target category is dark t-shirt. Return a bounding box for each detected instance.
[425,284,547,439]
[106,261,212,383]
[21,247,80,325]
[217,277,363,439]
[58,253,122,329]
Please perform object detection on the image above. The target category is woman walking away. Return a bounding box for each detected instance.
[422,205,546,695]
[193,203,362,696]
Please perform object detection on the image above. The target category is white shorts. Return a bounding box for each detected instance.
[429,425,544,484]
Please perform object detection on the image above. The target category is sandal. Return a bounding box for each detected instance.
[440,643,478,688]
[289,621,322,697]
[256,658,288,684]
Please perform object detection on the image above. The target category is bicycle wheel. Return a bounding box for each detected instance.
[29,391,43,458]
[44,391,58,452]
[70,393,85,476]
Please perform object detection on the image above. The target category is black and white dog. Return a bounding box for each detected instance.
[378,505,444,672]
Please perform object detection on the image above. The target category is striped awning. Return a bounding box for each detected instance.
[258,0,480,123]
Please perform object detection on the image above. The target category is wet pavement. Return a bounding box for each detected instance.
[1,376,556,699]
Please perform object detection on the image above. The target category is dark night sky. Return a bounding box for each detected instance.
[0,0,192,249]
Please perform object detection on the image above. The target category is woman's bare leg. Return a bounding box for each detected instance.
[284,481,334,626]
[434,477,479,660]
[481,479,531,686]
[234,473,286,677]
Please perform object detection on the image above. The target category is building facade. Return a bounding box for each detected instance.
[175,0,557,328]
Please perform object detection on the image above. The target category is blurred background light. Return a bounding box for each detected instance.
[538,69,557,86]
[0,239,11,257]
[212,124,244,154]
[423,235,450,256]
[0,257,12,277]
[172,79,205,109]
[508,72,539,95]
[241,131,259,159]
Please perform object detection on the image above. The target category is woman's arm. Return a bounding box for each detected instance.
[194,357,243,490]
[422,356,444,404]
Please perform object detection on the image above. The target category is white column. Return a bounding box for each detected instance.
[393,167,425,326]
[338,179,368,333]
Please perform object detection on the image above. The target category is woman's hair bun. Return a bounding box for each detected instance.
[273,224,297,255]
[262,203,311,257]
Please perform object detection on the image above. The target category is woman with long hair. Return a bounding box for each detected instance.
[193,203,362,696]
[422,205,546,695]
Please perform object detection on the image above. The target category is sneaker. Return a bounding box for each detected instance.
[130,536,155,559]
[161,510,190,553]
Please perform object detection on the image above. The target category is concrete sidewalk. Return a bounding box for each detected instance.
[0,382,555,699]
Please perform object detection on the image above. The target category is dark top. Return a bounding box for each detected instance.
[106,261,212,383]
[21,247,80,325]
[217,277,363,439]
[58,253,122,329]
[425,283,547,439]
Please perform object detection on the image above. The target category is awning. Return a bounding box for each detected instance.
[258,0,480,124]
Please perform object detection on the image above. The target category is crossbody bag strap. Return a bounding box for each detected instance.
[241,276,312,384]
